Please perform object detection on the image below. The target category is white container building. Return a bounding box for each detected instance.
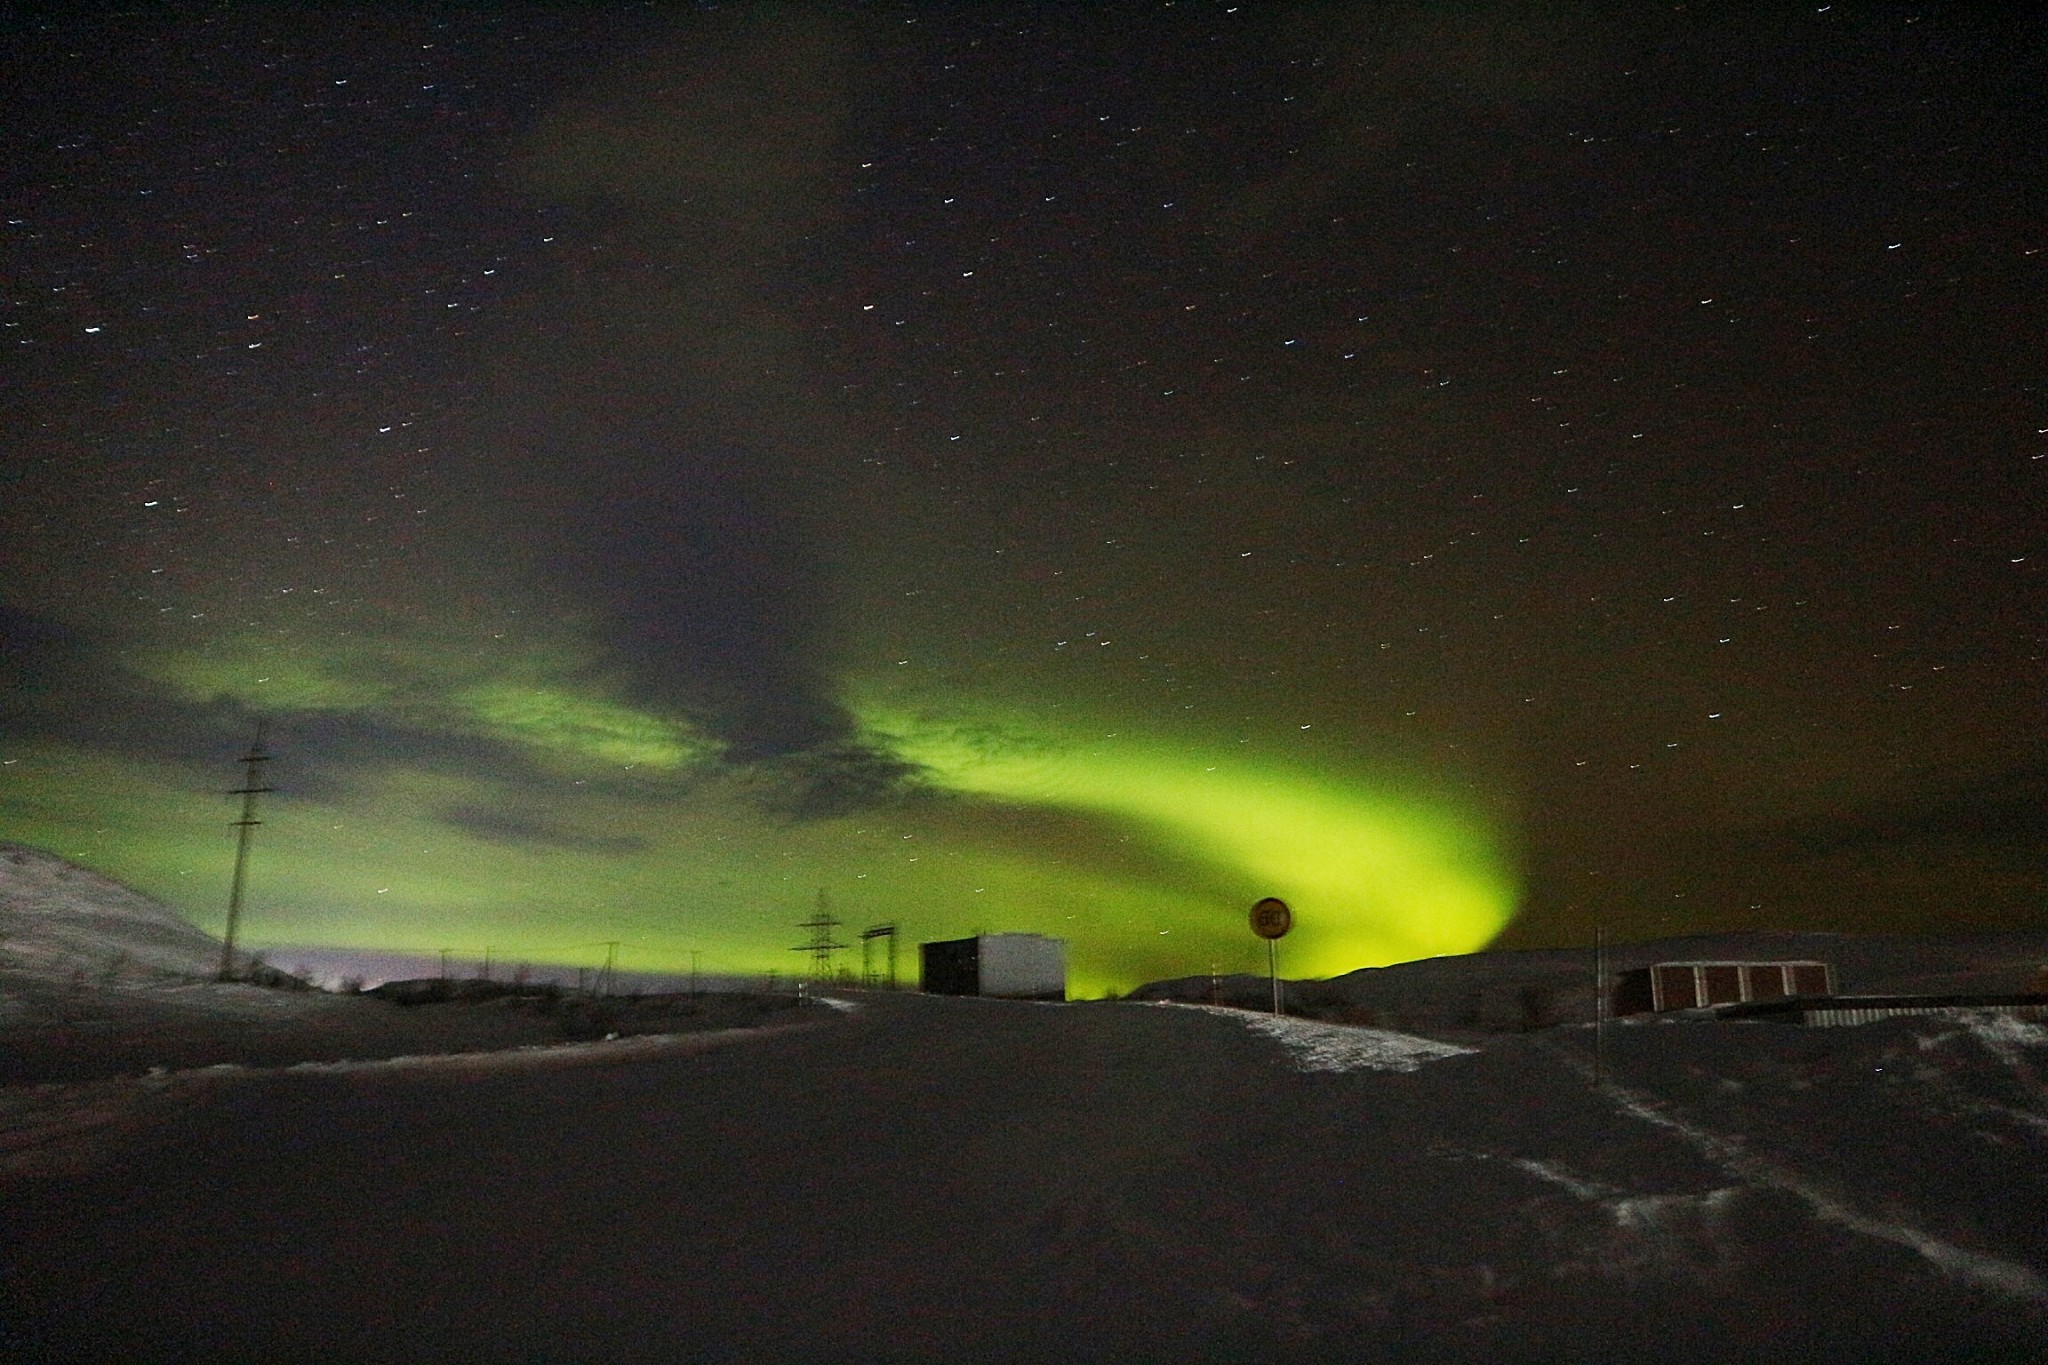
[920,933,1066,1001]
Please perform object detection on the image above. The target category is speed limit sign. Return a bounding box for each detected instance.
[1249,897,1292,939]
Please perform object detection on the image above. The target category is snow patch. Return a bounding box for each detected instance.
[0,843,220,981]
[1914,1013,2048,1133]
[1507,1155,1739,1232]
[1613,1187,1740,1234]
[1509,1155,1615,1204]
[1164,1003,1475,1073]
[1960,1011,2048,1063]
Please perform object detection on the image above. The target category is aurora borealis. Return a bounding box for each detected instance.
[3,4,2044,992]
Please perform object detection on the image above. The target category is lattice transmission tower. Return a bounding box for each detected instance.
[792,889,848,983]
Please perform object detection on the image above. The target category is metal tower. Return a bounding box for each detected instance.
[793,889,847,982]
[859,922,899,990]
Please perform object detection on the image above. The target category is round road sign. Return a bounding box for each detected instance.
[1249,897,1292,940]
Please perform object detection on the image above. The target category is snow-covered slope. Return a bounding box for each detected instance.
[0,843,220,981]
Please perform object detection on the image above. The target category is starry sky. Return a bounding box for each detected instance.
[4,2,2044,993]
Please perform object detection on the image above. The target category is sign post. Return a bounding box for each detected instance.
[1249,897,1292,1015]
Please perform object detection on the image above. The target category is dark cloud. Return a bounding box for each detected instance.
[0,607,589,806]
[741,743,926,821]
[1747,767,2048,865]
[491,10,866,770]
[921,791,1254,910]
[266,711,565,805]
[438,804,650,856]
[553,441,848,763]
[0,603,79,657]
[0,605,254,767]
[0,604,88,693]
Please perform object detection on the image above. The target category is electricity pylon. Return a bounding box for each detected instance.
[218,721,274,981]
[793,889,847,983]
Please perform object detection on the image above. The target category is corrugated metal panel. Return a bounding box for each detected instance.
[1636,960,1834,1012]
[1805,1003,2048,1028]
[1718,993,2048,1025]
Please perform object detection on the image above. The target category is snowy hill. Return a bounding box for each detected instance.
[0,842,220,981]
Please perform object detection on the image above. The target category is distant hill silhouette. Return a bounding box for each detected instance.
[1134,928,2048,1033]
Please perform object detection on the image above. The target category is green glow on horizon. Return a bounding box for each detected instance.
[5,631,1517,993]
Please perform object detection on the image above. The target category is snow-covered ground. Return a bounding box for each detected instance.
[1162,1001,1476,1072]
[4,991,2043,1363]
[5,847,2045,1360]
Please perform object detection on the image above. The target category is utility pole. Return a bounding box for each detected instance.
[1593,923,1608,1091]
[689,949,701,999]
[595,940,620,997]
[218,721,274,982]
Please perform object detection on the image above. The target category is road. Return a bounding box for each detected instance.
[3,992,2043,1362]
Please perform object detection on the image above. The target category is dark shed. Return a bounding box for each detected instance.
[920,937,981,997]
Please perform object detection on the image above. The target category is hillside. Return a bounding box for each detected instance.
[0,843,808,1085]
[0,842,221,981]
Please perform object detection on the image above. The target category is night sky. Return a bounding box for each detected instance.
[4,2,2044,993]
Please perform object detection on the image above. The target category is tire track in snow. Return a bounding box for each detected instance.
[1559,1050,2048,1307]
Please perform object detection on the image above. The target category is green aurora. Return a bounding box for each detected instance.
[12,5,2034,989]
[6,631,1518,995]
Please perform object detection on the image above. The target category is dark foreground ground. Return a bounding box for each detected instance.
[0,973,804,1086]
[2,990,2044,1363]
